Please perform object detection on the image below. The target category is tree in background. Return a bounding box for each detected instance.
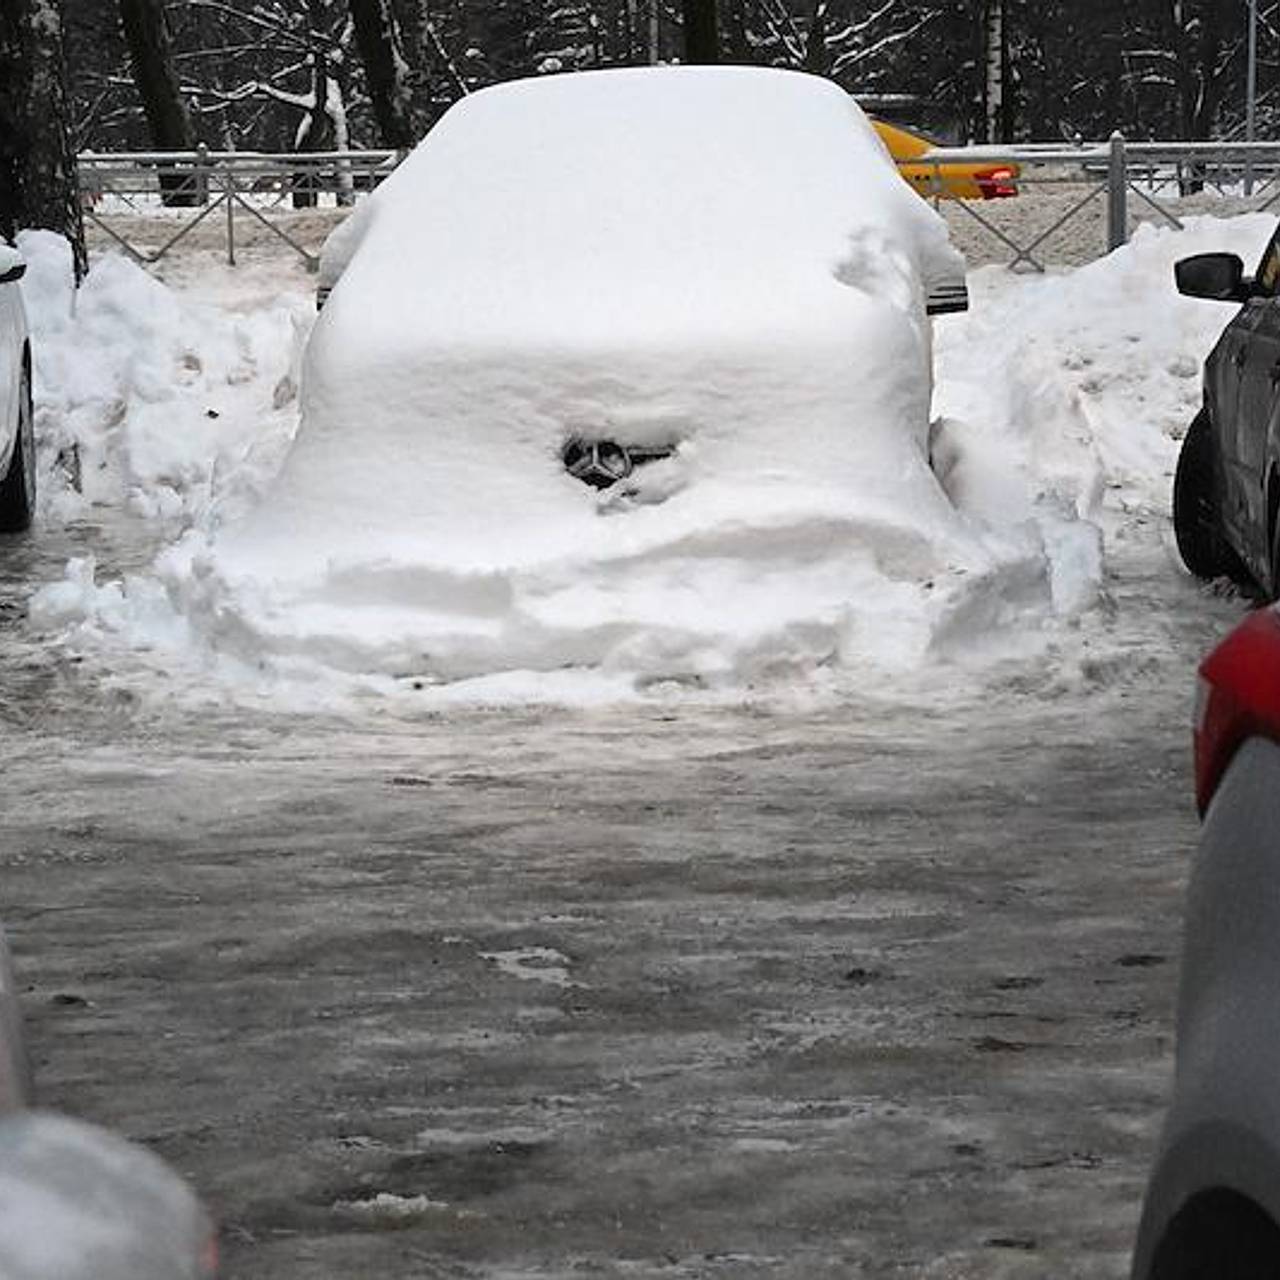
[56,0,1280,151]
[0,0,87,280]
[683,0,719,61]
[348,0,416,147]
[118,0,198,204]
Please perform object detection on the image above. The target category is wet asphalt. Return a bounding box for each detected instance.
[0,516,1251,1279]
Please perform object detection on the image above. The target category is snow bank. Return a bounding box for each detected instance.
[933,213,1277,551]
[35,79,1263,707]
[19,229,307,524]
[35,68,1072,700]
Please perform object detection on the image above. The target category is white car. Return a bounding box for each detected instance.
[0,243,34,532]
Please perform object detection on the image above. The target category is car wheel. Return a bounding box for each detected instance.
[1173,409,1242,583]
[0,362,35,534]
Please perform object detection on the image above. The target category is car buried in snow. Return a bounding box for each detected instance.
[207,65,981,685]
[312,65,968,494]
[1131,606,1280,1280]
[0,243,35,532]
[1172,226,1280,600]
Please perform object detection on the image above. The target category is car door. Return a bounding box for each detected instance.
[1226,229,1280,574]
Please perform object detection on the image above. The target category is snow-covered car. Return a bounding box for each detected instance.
[0,243,35,532]
[0,1111,218,1279]
[312,67,969,502]
[200,65,984,686]
[1172,228,1280,599]
[1131,607,1280,1278]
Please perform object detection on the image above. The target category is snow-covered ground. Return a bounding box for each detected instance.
[21,197,1274,711]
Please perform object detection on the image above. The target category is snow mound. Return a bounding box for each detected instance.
[42,72,1252,705]
[34,68,1077,700]
[19,229,307,524]
[933,213,1277,545]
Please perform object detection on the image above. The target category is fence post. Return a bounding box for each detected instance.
[195,142,210,206]
[1107,131,1128,252]
[224,160,236,267]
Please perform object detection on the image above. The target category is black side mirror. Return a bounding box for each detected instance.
[0,265,24,285]
[1175,253,1252,302]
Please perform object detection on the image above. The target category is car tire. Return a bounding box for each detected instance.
[1174,409,1241,583]
[0,362,35,534]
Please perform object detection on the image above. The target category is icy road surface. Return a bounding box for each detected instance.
[7,203,1277,1276]
[0,513,1252,1280]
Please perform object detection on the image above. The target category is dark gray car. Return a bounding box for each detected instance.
[1173,226,1280,600]
[1132,606,1280,1278]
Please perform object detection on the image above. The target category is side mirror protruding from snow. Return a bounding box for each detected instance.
[1175,253,1253,304]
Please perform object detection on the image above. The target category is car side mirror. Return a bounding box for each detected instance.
[0,246,25,286]
[1175,253,1252,302]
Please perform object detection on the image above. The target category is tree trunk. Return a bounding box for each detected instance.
[350,0,416,149]
[984,0,1005,142]
[0,0,87,281]
[682,0,718,63]
[721,0,753,64]
[802,0,829,74]
[117,0,197,205]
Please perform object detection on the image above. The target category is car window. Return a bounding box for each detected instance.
[1257,228,1280,296]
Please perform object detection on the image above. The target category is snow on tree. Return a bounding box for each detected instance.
[54,1,1278,148]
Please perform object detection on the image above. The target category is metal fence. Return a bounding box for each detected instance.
[913,137,1280,271]
[78,137,1280,274]
[78,147,400,269]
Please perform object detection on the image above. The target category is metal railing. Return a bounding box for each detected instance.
[913,136,1280,271]
[77,136,1280,275]
[78,146,400,269]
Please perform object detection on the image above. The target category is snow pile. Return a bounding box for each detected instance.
[34,67,1077,700]
[19,229,307,524]
[933,214,1276,549]
[32,78,1266,707]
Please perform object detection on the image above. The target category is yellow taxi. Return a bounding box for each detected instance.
[871,119,1020,200]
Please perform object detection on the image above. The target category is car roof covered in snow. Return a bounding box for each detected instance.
[321,65,960,347]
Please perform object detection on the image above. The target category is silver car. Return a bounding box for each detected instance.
[0,242,34,532]
[1132,605,1280,1278]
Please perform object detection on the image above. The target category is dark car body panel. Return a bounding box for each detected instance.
[1132,737,1280,1276]
[1190,229,1280,593]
